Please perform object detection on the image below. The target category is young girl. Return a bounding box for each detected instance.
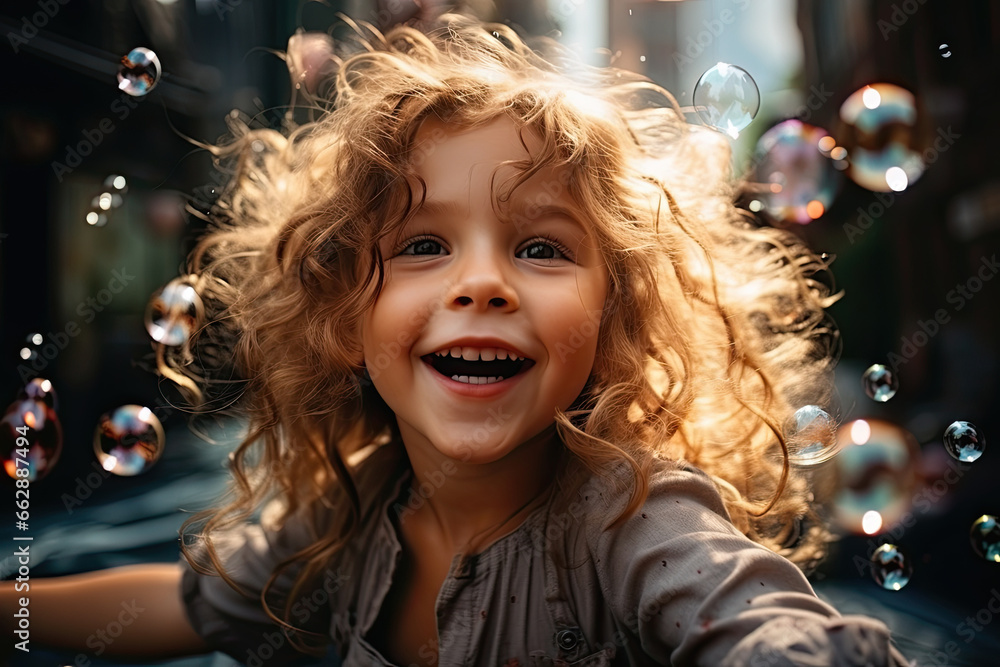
[7,13,910,666]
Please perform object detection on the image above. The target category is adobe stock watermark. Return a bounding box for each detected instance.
[885,253,998,373]
[842,126,961,244]
[853,456,969,573]
[923,588,1000,666]
[241,564,350,666]
[671,0,750,72]
[876,0,930,41]
[51,95,146,182]
[60,599,145,666]
[17,267,136,383]
[6,0,71,54]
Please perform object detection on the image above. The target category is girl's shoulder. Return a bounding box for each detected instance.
[571,457,742,546]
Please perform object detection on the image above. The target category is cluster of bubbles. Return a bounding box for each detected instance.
[117,47,161,97]
[144,276,203,346]
[0,378,167,480]
[85,174,128,227]
[0,379,62,482]
[18,333,44,365]
[93,405,165,476]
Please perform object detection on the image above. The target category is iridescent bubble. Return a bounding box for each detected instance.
[93,405,165,476]
[783,405,839,465]
[863,364,898,402]
[939,44,951,58]
[1,398,63,482]
[832,420,920,535]
[837,83,925,192]
[693,62,760,139]
[18,378,57,411]
[117,47,161,97]
[870,543,912,590]
[943,421,985,463]
[970,515,1000,562]
[753,120,841,225]
[144,276,203,346]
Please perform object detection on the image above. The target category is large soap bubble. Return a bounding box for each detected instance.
[753,120,841,224]
[693,63,760,139]
[837,83,925,192]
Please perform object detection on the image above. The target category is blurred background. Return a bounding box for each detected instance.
[1,0,999,664]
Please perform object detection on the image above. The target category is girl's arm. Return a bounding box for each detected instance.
[1,563,211,657]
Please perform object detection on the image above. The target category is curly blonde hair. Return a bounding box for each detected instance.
[173,12,839,653]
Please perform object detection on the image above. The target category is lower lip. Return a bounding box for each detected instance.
[421,357,530,398]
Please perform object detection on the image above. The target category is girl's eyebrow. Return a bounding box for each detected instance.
[413,198,587,230]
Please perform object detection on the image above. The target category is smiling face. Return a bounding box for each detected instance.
[360,115,608,465]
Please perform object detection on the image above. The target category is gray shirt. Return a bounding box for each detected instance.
[180,443,910,666]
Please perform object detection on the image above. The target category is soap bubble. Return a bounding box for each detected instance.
[85,210,108,227]
[693,62,760,138]
[870,543,912,590]
[832,419,920,535]
[753,120,841,224]
[837,83,925,192]
[91,192,124,212]
[939,44,951,58]
[943,421,985,463]
[18,378,57,411]
[117,47,161,97]
[145,277,203,346]
[862,364,898,402]
[93,405,165,476]
[19,333,43,363]
[1,398,63,482]
[970,515,1000,562]
[104,174,128,195]
[783,405,839,465]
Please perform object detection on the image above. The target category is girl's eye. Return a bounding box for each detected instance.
[399,236,446,256]
[516,239,572,262]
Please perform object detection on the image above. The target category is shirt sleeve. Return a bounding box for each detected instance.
[586,463,912,666]
[179,504,338,665]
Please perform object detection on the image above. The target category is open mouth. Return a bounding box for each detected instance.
[421,353,536,385]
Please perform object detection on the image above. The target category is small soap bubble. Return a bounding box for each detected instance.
[93,405,165,476]
[1,397,63,482]
[104,174,128,194]
[117,47,161,97]
[27,333,43,346]
[144,276,203,346]
[870,543,912,590]
[92,192,123,211]
[783,405,839,466]
[86,210,108,227]
[939,43,951,58]
[837,83,925,192]
[943,421,985,463]
[18,378,57,411]
[753,120,841,225]
[693,62,760,139]
[970,515,1000,562]
[862,364,898,402]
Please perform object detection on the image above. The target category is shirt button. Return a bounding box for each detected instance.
[555,627,582,651]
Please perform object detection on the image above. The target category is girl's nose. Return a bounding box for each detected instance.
[446,250,520,312]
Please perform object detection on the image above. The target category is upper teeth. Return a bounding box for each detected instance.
[433,346,525,362]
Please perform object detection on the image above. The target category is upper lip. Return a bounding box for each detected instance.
[423,337,533,360]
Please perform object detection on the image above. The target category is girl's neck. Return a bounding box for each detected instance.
[399,424,564,556]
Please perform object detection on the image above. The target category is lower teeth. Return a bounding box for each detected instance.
[451,375,503,385]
